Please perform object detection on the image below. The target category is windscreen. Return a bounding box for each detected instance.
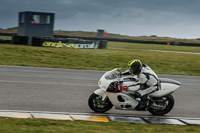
[105,71,118,80]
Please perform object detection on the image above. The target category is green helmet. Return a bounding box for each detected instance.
[128,59,142,75]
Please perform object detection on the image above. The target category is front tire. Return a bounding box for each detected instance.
[148,94,174,116]
[88,93,113,113]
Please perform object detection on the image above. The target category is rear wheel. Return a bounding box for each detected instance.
[88,93,113,113]
[148,94,174,116]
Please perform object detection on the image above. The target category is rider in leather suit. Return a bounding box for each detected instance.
[121,59,159,102]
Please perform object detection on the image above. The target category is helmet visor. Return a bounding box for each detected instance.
[128,68,134,73]
[128,67,139,75]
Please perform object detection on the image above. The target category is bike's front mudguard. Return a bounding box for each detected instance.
[94,89,107,101]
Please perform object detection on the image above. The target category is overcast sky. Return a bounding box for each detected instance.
[0,0,200,39]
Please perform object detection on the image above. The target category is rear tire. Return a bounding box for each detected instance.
[148,94,174,116]
[88,93,113,113]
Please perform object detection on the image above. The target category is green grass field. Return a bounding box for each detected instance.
[0,118,199,133]
[0,42,199,76]
[0,42,199,131]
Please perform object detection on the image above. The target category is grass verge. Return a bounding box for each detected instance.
[0,118,200,133]
[0,42,199,76]
[0,36,12,39]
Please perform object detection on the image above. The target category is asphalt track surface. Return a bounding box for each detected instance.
[0,65,199,118]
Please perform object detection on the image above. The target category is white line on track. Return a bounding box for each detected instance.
[149,50,200,54]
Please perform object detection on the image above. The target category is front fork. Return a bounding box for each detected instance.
[94,89,107,101]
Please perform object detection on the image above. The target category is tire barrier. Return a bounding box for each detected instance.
[54,35,200,47]
[0,39,12,43]
[12,35,28,45]
[1,33,200,47]
[98,40,107,49]
[0,33,17,36]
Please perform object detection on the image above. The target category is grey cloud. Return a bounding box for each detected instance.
[0,0,200,38]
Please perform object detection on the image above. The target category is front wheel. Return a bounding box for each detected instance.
[88,93,113,113]
[148,94,174,116]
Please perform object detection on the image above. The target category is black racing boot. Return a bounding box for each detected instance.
[135,92,156,110]
[134,92,148,110]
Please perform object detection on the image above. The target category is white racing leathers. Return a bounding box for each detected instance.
[124,64,159,96]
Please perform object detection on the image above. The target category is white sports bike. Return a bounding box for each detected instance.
[88,68,181,115]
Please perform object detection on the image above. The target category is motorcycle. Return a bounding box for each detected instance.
[88,68,181,115]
